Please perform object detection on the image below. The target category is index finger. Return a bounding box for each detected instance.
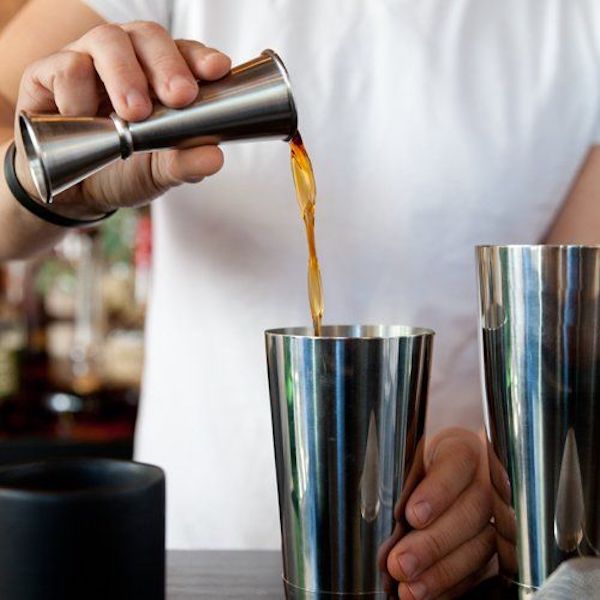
[175,40,231,81]
[68,24,152,121]
[122,22,199,108]
[405,429,482,529]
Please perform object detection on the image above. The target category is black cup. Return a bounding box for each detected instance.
[0,458,165,600]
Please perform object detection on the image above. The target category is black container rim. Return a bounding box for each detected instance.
[0,458,164,502]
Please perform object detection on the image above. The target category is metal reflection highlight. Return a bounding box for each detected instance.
[477,245,600,598]
[266,325,433,598]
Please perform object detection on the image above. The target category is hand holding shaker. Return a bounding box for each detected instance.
[18,50,297,203]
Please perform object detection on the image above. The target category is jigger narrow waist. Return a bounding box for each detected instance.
[110,113,135,159]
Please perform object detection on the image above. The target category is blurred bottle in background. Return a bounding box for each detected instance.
[102,206,149,397]
[0,209,151,445]
[0,263,28,433]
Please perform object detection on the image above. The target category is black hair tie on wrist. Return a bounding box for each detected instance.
[3,141,116,228]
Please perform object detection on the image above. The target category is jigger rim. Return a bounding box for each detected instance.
[19,111,51,203]
[266,324,435,340]
[262,48,298,141]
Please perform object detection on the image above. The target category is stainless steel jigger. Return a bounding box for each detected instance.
[477,245,600,599]
[18,49,297,203]
[266,325,433,598]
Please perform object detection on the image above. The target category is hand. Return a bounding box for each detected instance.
[386,428,495,599]
[13,21,230,217]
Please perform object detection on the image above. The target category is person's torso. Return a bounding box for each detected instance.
[134,0,600,548]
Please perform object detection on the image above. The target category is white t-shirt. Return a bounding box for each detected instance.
[84,0,600,549]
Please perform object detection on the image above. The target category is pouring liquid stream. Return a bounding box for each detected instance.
[289,132,324,336]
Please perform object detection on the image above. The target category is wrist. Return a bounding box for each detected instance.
[4,141,116,228]
[0,140,66,259]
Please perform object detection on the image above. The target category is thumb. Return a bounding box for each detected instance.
[151,145,224,190]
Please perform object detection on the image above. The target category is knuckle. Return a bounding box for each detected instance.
[480,524,497,552]
[57,52,93,80]
[470,526,496,566]
[110,60,138,80]
[22,62,38,82]
[434,477,456,504]
[462,486,492,529]
[472,526,495,558]
[176,38,205,50]
[421,527,496,599]
[452,440,480,472]
[88,23,124,43]
[432,557,458,589]
[152,52,185,73]
[130,20,166,38]
[421,528,450,560]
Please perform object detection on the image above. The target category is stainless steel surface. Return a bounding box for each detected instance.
[19,49,297,202]
[266,325,433,599]
[477,245,600,599]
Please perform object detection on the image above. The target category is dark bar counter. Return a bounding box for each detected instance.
[167,551,514,599]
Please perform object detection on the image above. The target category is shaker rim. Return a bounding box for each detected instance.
[476,243,600,250]
[265,324,435,340]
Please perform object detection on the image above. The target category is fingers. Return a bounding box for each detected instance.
[67,22,232,121]
[430,557,497,600]
[405,429,482,529]
[151,145,224,189]
[26,51,100,116]
[18,52,88,115]
[497,530,518,575]
[79,144,224,209]
[20,21,231,125]
[175,40,231,80]
[387,480,492,582]
[122,22,198,107]
[397,525,496,600]
[68,23,152,121]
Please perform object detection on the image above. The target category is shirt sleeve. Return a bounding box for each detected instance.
[82,0,172,30]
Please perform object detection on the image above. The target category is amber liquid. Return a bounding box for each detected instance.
[290,132,324,336]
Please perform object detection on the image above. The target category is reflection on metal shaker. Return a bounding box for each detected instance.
[477,245,600,599]
[266,325,433,598]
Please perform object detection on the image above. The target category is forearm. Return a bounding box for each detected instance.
[0,138,66,260]
[544,146,600,244]
[0,0,110,261]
